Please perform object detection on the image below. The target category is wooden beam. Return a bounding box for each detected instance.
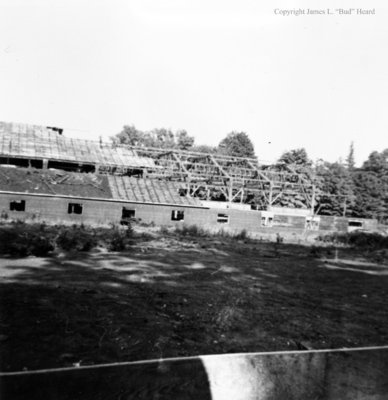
[209,155,231,179]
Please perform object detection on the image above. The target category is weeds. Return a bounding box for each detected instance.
[234,229,248,241]
[0,222,135,257]
[56,225,97,252]
[309,246,322,258]
[175,224,206,237]
[276,233,284,244]
[316,231,388,249]
[0,220,256,258]
[174,224,251,241]
[159,226,169,235]
[0,221,54,257]
[103,226,131,251]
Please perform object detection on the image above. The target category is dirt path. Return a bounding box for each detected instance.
[1,236,388,372]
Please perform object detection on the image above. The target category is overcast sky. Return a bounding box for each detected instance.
[0,0,387,165]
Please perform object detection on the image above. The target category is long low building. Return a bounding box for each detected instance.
[0,167,377,234]
[0,121,378,235]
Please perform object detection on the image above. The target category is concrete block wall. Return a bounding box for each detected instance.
[334,217,349,231]
[273,214,306,229]
[0,192,263,231]
[351,218,379,230]
[0,192,376,235]
[0,193,123,225]
[0,192,212,227]
[318,216,336,231]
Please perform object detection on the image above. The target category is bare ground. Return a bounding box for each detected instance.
[1,233,388,372]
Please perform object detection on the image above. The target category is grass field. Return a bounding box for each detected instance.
[1,227,388,372]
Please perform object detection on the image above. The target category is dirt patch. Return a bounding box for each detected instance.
[1,233,388,372]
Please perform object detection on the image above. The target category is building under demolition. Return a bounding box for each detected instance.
[0,121,377,234]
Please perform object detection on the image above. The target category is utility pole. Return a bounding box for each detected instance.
[228,178,233,203]
[311,185,315,216]
[268,182,273,208]
[343,196,347,217]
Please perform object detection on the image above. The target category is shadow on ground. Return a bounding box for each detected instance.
[1,238,388,372]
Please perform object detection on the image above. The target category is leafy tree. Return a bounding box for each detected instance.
[362,149,388,173]
[278,148,311,166]
[191,144,218,154]
[176,130,195,150]
[148,128,175,148]
[115,125,143,146]
[113,126,195,150]
[218,132,256,158]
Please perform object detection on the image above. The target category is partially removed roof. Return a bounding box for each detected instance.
[0,167,112,199]
[0,122,155,169]
[0,167,202,207]
[108,176,202,206]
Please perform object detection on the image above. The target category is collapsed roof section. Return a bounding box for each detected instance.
[0,122,155,171]
[0,167,201,207]
[0,167,112,199]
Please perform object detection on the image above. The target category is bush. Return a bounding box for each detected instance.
[276,233,284,244]
[316,231,388,249]
[55,225,97,252]
[0,222,54,257]
[107,232,126,251]
[175,224,206,237]
[234,229,248,241]
[309,246,322,258]
[105,226,131,251]
[173,225,254,241]
[0,222,137,256]
[26,233,54,256]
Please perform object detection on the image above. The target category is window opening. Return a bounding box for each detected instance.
[306,217,320,230]
[217,213,229,224]
[348,220,363,227]
[121,208,135,225]
[122,208,135,219]
[68,203,83,215]
[261,216,273,227]
[178,188,188,197]
[171,210,184,221]
[10,200,25,212]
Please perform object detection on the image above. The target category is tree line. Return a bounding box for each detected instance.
[113,126,388,222]
[113,125,255,157]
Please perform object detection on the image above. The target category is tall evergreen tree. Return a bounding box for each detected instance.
[346,142,356,170]
[351,149,388,221]
[315,162,355,216]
